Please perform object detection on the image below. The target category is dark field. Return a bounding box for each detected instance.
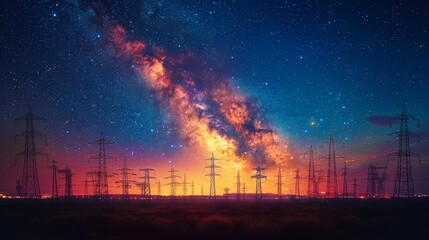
[1,199,429,240]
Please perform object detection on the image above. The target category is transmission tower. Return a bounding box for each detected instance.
[367,164,389,198]
[182,173,190,196]
[191,181,195,196]
[140,168,156,199]
[58,167,73,199]
[324,130,339,198]
[315,169,323,198]
[116,157,136,200]
[342,162,348,199]
[307,145,317,198]
[388,104,420,198]
[165,167,181,199]
[276,167,283,200]
[86,171,98,196]
[205,152,221,201]
[251,166,266,201]
[293,168,302,198]
[378,166,388,198]
[82,175,92,198]
[89,133,114,200]
[235,170,241,201]
[366,164,378,198]
[50,158,59,198]
[15,105,47,197]
[157,180,161,197]
[352,176,357,198]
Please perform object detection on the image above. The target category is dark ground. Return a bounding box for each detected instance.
[1,199,428,240]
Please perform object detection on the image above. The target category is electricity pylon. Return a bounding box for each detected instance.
[15,105,48,197]
[89,133,114,200]
[251,166,266,201]
[182,173,190,196]
[235,170,242,201]
[276,167,283,200]
[140,168,156,200]
[293,168,302,198]
[116,157,136,200]
[165,167,181,199]
[50,158,58,198]
[323,130,340,198]
[342,161,348,198]
[388,104,420,198]
[307,145,317,198]
[352,176,357,198]
[58,167,73,199]
[205,152,221,201]
[157,180,161,197]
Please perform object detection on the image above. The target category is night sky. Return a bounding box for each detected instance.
[0,0,428,196]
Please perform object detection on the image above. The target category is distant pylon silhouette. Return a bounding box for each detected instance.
[50,158,58,198]
[276,167,283,200]
[352,176,357,198]
[157,180,161,197]
[58,167,73,198]
[389,104,420,198]
[307,145,317,198]
[140,168,155,200]
[378,166,388,198]
[191,181,195,196]
[205,152,221,201]
[116,157,136,200]
[15,105,47,197]
[165,167,181,199]
[294,168,302,198]
[342,161,348,198]
[235,170,241,201]
[89,133,114,200]
[324,130,339,198]
[251,166,266,201]
[182,173,190,196]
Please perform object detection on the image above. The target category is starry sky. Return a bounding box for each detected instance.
[0,0,428,196]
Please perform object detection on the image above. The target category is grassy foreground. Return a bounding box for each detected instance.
[1,199,428,240]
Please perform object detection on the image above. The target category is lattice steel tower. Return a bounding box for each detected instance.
[294,168,302,198]
[277,167,283,200]
[58,167,73,198]
[389,104,419,198]
[235,170,241,201]
[89,133,114,200]
[342,162,348,198]
[116,157,136,200]
[324,131,339,198]
[165,167,181,198]
[140,168,155,199]
[182,173,190,196]
[307,145,317,198]
[251,166,266,201]
[205,152,221,201]
[50,158,58,198]
[352,176,357,198]
[15,106,47,197]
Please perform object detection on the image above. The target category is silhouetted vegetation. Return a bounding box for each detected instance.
[1,199,428,239]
